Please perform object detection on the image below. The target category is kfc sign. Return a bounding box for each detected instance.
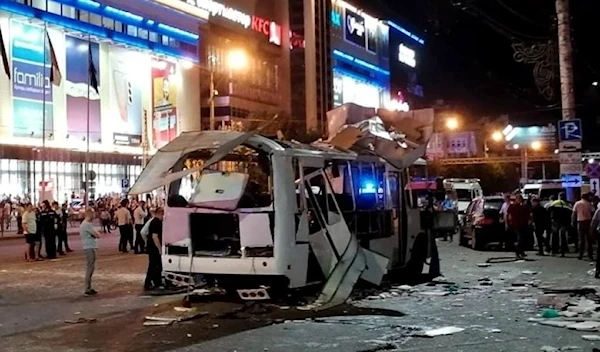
[251,16,281,45]
[344,9,366,48]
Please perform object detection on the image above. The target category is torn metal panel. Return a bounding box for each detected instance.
[313,218,366,310]
[360,248,390,285]
[239,213,273,248]
[189,172,248,209]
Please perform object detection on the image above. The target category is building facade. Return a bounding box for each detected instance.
[290,0,424,135]
[0,0,205,203]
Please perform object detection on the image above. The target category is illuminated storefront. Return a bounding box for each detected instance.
[388,21,425,109]
[0,0,204,203]
[330,0,390,109]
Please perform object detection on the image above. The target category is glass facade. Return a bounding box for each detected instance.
[0,158,142,204]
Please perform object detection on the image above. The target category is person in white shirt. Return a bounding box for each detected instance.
[133,201,148,254]
[115,199,133,253]
[22,203,39,262]
[573,193,594,260]
[499,193,512,250]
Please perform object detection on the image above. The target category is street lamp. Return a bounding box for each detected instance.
[491,131,504,142]
[209,49,249,130]
[530,140,542,151]
[446,117,459,130]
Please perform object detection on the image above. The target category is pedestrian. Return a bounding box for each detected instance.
[22,203,40,262]
[548,192,572,257]
[39,200,58,259]
[499,193,512,250]
[17,202,24,234]
[100,208,111,233]
[133,201,147,254]
[573,193,594,260]
[144,207,164,291]
[531,197,548,256]
[115,199,133,253]
[80,208,100,296]
[505,194,530,259]
[53,201,67,256]
[61,203,72,252]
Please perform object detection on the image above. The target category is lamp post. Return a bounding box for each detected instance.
[485,130,504,158]
[208,49,248,130]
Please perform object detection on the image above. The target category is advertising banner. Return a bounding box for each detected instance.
[109,47,143,146]
[10,20,53,138]
[344,9,366,48]
[151,60,178,149]
[65,36,101,142]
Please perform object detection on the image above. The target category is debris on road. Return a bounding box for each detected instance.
[522,270,538,275]
[421,326,465,337]
[582,335,600,341]
[64,317,97,324]
[541,309,560,319]
[143,320,173,327]
[477,263,491,268]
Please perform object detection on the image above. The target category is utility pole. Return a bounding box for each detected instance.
[556,0,575,121]
[556,0,579,201]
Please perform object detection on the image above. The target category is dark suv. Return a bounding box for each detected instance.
[459,196,505,250]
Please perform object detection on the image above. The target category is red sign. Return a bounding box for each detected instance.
[251,16,270,36]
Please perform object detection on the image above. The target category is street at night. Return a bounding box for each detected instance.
[2,238,600,352]
[1,0,600,351]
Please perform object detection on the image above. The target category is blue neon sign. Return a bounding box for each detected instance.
[331,10,342,27]
[333,49,390,76]
[388,21,424,45]
[0,1,198,62]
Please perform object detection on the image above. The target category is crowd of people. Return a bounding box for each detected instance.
[501,191,600,278]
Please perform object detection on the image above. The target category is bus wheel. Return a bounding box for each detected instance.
[407,233,427,277]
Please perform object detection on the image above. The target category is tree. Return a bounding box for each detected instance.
[428,160,520,194]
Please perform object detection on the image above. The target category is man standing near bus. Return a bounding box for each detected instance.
[573,193,594,260]
[506,194,530,259]
[115,199,133,253]
[144,207,164,291]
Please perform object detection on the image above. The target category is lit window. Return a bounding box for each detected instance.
[48,1,62,15]
[149,32,158,42]
[31,0,46,11]
[102,17,115,30]
[161,35,169,46]
[126,25,137,37]
[139,28,149,40]
[89,13,102,26]
[62,5,76,19]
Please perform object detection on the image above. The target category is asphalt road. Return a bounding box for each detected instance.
[2,239,600,352]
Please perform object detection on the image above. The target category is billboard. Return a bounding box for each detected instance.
[65,36,101,142]
[151,60,178,149]
[109,47,143,146]
[344,9,366,48]
[10,20,53,138]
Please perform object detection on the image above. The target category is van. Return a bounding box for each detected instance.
[522,179,590,204]
[443,178,483,215]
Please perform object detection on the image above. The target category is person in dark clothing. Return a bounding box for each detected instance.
[61,203,72,252]
[548,192,573,257]
[39,200,58,259]
[531,198,548,256]
[144,207,164,291]
[506,194,530,259]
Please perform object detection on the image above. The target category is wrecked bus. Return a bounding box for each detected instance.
[130,103,437,308]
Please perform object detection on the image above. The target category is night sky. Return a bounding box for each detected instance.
[355,0,600,139]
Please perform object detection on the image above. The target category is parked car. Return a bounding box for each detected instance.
[459,196,505,250]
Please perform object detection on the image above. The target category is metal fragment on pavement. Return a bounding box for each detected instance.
[422,326,465,337]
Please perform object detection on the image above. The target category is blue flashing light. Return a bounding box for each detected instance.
[388,21,425,45]
[360,181,377,194]
[0,1,198,63]
[332,49,390,76]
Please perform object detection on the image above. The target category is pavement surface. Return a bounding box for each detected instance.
[2,238,600,352]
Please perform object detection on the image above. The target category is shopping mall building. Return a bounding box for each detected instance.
[0,0,292,203]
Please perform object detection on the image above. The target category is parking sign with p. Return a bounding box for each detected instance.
[558,119,582,142]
